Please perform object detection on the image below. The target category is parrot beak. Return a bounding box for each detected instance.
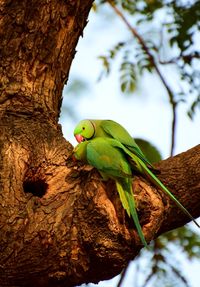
[75,134,84,143]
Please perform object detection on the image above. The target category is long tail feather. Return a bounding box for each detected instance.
[140,161,200,228]
[116,181,130,217]
[116,179,148,248]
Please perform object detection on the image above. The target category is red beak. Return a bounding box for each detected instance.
[75,134,84,143]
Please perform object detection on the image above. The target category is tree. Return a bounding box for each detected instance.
[0,1,199,287]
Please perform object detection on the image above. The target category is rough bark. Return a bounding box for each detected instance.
[0,1,200,287]
[0,0,92,120]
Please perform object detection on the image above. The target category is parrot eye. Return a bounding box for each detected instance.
[82,127,85,130]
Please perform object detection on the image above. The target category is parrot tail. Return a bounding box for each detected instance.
[116,181,130,217]
[116,179,148,248]
[141,162,200,228]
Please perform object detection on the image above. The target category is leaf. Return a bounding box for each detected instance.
[135,138,162,163]
[119,61,137,94]
[109,41,125,59]
[98,56,110,74]
[187,94,200,120]
[98,55,111,80]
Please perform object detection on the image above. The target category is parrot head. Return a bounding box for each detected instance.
[74,119,95,143]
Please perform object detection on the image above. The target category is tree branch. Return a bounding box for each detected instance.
[0,107,200,287]
[0,1,199,287]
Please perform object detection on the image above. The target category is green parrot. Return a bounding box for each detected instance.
[74,137,149,248]
[74,119,200,228]
[74,119,154,169]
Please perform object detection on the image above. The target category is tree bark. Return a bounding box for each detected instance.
[0,1,200,287]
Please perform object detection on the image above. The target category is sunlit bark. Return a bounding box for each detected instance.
[0,1,199,286]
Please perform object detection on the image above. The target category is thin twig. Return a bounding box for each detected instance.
[107,0,177,156]
[159,52,200,65]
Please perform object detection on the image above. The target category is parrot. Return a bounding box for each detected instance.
[74,119,200,228]
[73,137,149,248]
[74,119,154,169]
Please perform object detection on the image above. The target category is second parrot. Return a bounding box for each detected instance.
[74,137,148,248]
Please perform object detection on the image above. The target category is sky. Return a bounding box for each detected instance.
[61,7,200,158]
[59,4,200,287]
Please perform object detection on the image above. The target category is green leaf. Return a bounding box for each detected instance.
[119,61,137,94]
[135,138,162,163]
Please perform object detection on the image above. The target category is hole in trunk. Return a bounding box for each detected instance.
[23,180,48,197]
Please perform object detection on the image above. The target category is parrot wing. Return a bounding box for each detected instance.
[100,120,154,168]
[86,138,132,178]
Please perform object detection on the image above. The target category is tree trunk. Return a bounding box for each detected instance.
[0,1,199,287]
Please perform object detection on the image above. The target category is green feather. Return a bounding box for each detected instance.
[74,119,199,240]
[74,119,153,168]
[74,137,148,247]
[117,178,148,248]
[110,139,200,228]
[140,161,200,228]
[96,119,154,168]
[115,181,130,216]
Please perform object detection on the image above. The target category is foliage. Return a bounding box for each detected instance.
[135,226,200,287]
[98,0,200,111]
[120,59,137,93]
[96,0,200,156]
